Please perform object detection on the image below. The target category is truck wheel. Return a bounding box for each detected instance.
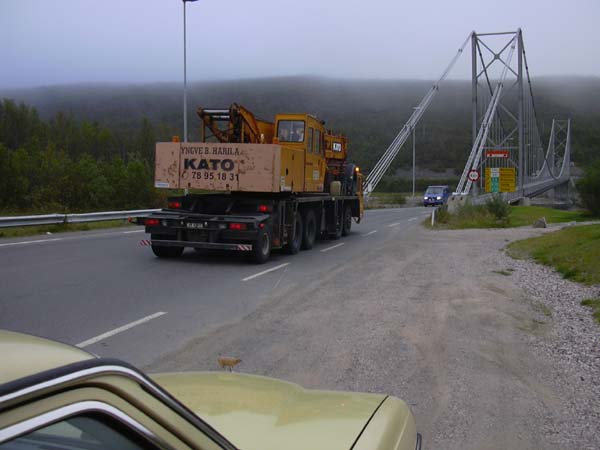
[342,205,352,236]
[151,245,184,258]
[253,227,272,264]
[150,234,183,258]
[285,212,303,254]
[301,209,317,250]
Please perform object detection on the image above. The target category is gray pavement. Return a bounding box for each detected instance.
[0,207,430,367]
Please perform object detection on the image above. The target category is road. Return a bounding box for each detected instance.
[2,207,594,449]
[0,207,430,367]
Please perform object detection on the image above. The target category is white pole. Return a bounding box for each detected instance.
[412,126,416,197]
[183,1,188,143]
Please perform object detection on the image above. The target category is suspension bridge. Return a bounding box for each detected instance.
[364,29,571,204]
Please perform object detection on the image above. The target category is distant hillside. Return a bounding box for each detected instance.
[2,76,599,172]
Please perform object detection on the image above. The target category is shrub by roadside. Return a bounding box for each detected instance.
[431,195,511,229]
[577,160,600,216]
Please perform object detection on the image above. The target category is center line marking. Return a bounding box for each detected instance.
[320,243,345,252]
[0,237,64,247]
[242,263,290,282]
[123,229,145,234]
[76,311,167,348]
[362,230,378,237]
[388,222,402,227]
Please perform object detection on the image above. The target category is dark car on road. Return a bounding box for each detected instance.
[423,185,451,206]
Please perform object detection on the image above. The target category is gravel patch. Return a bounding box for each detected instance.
[499,241,600,450]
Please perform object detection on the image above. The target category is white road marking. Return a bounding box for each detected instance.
[362,230,378,237]
[76,311,167,348]
[388,222,402,227]
[0,229,144,248]
[0,238,64,247]
[242,263,290,282]
[408,217,418,222]
[320,243,345,252]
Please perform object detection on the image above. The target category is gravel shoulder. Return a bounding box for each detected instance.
[147,223,600,450]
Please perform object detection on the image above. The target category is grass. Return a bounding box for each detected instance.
[430,204,591,230]
[429,203,506,229]
[0,220,136,239]
[506,224,600,285]
[510,206,590,227]
[581,298,600,324]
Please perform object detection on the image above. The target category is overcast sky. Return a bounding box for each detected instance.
[1,0,599,88]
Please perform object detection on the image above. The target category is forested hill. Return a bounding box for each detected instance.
[2,76,599,171]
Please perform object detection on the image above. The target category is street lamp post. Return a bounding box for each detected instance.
[182,0,198,143]
[412,126,416,197]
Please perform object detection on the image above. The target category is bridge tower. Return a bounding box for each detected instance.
[456,29,570,201]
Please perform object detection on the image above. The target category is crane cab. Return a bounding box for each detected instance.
[274,113,326,192]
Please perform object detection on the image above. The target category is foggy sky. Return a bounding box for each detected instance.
[2,0,599,88]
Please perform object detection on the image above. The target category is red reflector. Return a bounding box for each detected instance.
[258,223,265,229]
[229,223,247,231]
[168,201,181,209]
[145,218,160,226]
[258,204,269,213]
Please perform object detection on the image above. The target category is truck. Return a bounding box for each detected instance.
[139,103,364,263]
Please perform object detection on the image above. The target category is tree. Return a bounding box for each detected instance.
[577,160,600,216]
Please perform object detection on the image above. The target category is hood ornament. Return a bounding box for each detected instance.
[218,356,241,372]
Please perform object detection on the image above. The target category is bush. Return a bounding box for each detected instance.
[434,204,451,224]
[485,194,511,225]
[577,160,600,216]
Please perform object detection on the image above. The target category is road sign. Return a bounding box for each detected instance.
[485,150,510,158]
[485,167,516,193]
[468,169,480,182]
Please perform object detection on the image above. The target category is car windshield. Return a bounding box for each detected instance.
[426,187,444,195]
[277,120,305,142]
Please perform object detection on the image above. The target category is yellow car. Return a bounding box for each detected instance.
[0,330,421,450]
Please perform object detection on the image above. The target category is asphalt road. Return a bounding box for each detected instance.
[0,207,431,367]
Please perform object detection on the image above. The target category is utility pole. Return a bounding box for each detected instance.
[182,0,198,143]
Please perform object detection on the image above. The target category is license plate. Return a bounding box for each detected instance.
[186,222,205,229]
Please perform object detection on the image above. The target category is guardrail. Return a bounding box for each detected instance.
[0,209,160,228]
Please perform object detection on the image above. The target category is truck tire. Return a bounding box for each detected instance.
[151,234,184,258]
[301,209,317,250]
[253,227,272,264]
[342,205,352,236]
[285,212,303,254]
[151,245,184,258]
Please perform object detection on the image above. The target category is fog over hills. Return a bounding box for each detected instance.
[1,76,599,173]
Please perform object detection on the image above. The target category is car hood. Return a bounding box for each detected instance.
[152,372,387,450]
